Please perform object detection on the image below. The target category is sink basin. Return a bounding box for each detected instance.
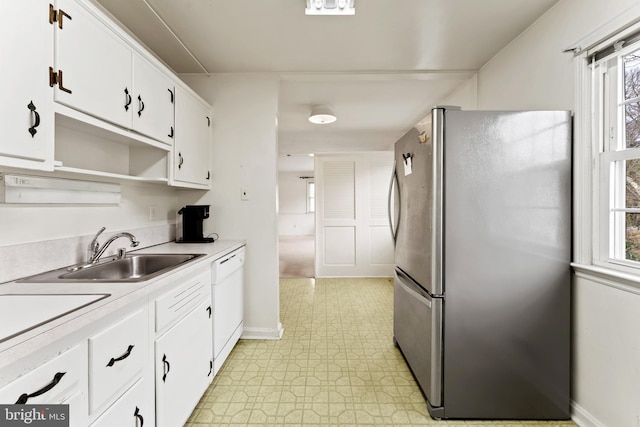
[18,253,205,283]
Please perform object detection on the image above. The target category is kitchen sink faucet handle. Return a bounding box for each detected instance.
[89,230,139,264]
[88,227,106,261]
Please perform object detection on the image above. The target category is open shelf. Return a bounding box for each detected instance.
[54,109,170,185]
[54,166,169,184]
[55,105,172,152]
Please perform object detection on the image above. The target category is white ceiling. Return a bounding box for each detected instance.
[94,0,559,171]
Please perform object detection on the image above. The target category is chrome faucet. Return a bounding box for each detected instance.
[87,227,140,263]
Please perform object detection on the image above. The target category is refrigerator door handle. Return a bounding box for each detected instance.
[395,267,432,305]
[388,161,400,244]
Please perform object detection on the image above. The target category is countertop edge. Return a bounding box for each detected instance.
[0,239,246,375]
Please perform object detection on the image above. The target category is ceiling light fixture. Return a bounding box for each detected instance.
[305,0,355,15]
[309,105,337,124]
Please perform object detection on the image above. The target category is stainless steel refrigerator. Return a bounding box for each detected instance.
[389,106,571,420]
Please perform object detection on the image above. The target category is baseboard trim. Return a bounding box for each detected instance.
[572,401,606,427]
[241,322,284,340]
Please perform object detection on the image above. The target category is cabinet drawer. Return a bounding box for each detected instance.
[155,269,210,332]
[212,247,245,283]
[0,344,86,406]
[90,378,149,427]
[88,308,147,413]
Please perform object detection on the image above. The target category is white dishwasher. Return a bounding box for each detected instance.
[211,246,245,375]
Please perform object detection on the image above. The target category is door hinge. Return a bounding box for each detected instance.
[49,67,72,94]
[206,116,211,127]
[49,4,72,29]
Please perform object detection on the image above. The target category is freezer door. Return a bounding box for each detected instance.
[393,108,444,295]
[393,267,442,408]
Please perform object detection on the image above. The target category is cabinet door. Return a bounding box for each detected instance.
[0,2,53,167]
[172,87,211,187]
[90,379,150,427]
[54,0,132,128]
[132,54,175,145]
[155,301,213,427]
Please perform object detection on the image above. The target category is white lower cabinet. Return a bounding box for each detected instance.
[88,308,148,415]
[0,343,88,427]
[155,298,213,427]
[90,378,148,427]
[62,391,86,427]
[0,247,247,427]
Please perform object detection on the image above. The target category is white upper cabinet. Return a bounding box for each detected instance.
[0,2,54,169]
[54,0,133,129]
[172,87,211,188]
[132,54,175,145]
[53,0,177,147]
[0,0,211,187]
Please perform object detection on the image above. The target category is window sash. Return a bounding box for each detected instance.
[596,40,640,267]
[306,181,315,213]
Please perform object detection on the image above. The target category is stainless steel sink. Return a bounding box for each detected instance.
[18,253,205,283]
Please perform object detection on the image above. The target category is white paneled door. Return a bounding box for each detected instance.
[315,153,394,277]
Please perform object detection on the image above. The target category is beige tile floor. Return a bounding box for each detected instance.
[186,278,576,427]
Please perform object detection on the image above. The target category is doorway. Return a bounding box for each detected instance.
[279,235,315,278]
[278,155,315,278]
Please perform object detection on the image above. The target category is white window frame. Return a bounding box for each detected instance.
[574,9,640,275]
[306,180,315,213]
[595,43,640,270]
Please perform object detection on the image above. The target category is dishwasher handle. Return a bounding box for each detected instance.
[212,247,245,284]
[220,254,236,264]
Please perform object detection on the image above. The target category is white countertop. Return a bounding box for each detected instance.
[0,239,245,372]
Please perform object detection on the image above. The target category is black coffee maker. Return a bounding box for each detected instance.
[176,205,215,243]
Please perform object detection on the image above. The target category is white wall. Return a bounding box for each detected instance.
[0,178,178,246]
[452,1,640,426]
[0,174,180,283]
[278,172,314,236]
[573,274,640,427]
[441,74,478,110]
[179,73,283,340]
